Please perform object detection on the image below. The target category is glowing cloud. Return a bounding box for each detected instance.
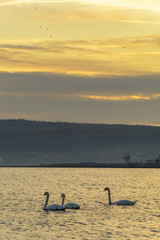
[82,94,160,101]
[0,0,95,6]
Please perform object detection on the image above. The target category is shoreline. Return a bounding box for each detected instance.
[0,163,160,168]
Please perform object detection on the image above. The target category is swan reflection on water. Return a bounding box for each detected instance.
[61,193,80,209]
[43,192,66,211]
[104,187,138,206]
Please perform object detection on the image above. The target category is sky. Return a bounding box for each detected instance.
[1,0,160,125]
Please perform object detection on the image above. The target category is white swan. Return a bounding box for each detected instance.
[43,192,66,211]
[61,193,80,209]
[104,187,138,205]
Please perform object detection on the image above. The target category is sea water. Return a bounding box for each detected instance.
[0,167,160,239]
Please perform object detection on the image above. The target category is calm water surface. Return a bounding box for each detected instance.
[0,168,160,239]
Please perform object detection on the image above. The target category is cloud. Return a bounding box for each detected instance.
[1,71,160,96]
[33,4,160,24]
[0,0,96,7]
[1,34,160,75]
[2,1,160,26]
[82,95,151,101]
[1,1,160,76]
[1,71,160,124]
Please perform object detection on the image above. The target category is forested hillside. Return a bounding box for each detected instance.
[0,119,160,166]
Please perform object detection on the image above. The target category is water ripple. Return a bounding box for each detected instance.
[1,168,160,240]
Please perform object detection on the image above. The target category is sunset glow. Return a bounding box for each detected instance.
[1,0,160,124]
[82,93,160,101]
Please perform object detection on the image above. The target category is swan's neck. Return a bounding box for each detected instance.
[44,194,49,208]
[62,195,65,205]
[107,189,112,205]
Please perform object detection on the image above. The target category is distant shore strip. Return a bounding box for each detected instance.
[1,162,160,168]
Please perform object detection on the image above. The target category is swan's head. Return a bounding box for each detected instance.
[104,187,109,191]
[44,192,49,196]
[61,193,65,198]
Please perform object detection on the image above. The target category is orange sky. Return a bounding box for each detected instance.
[1,0,160,125]
[1,0,160,75]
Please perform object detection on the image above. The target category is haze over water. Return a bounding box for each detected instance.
[1,167,160,239]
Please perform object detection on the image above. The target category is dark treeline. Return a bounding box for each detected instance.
[0,119,160,166]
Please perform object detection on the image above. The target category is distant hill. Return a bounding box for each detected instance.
[0,119,160,166]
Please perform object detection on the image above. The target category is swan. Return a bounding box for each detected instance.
[104,187,138,205]
[61,193,80,209]
[43,192,66,211]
